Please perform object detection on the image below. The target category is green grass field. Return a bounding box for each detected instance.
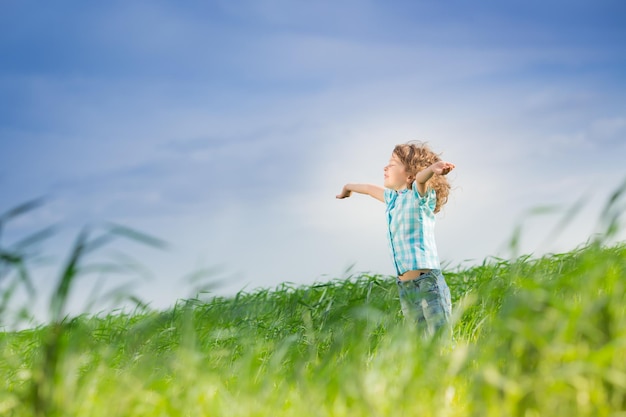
[1,186,625,416]
[1,242,625,416]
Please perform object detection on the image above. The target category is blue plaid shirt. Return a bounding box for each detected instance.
[384,185,440,275]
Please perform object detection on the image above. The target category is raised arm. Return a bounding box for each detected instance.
[415,161,455,196]
[336,183,385,203]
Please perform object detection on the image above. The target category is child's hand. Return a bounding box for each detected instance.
[336,186,352,199]
[431,161,455,176]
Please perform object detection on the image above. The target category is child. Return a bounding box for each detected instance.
[336,142,455,336]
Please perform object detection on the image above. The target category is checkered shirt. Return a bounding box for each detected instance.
[384,185,440,275]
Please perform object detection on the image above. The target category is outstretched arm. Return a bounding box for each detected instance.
[336,183,385,203]
[415,161,455,196]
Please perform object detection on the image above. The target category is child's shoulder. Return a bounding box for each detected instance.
[412,184,436,201]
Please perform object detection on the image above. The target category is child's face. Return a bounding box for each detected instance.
[384,153,413,191]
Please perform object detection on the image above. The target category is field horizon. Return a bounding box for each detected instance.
[1,240,625,416]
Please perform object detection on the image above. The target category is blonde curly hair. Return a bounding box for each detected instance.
[393,141,451,213]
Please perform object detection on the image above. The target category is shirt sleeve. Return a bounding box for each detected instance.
[384,188,393,204]
[413,184,436,206]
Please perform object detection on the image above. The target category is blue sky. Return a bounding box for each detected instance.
[2,1,625,324]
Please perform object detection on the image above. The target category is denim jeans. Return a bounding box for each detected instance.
[397,269,452,336]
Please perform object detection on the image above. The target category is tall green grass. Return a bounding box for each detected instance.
[1,180,625,416]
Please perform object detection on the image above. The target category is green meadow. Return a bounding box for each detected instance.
[1,185,625,416]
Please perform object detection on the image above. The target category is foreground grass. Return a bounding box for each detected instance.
[1,242,625,416]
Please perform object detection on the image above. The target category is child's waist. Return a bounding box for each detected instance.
[398,269,433,281]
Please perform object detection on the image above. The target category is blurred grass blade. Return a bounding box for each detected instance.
[0,250,35,297]
[0,197,47,241]
[106,223,169,250]
[48,223,168,321]
[50,228,90,322]
[538,195,585,251]
[0,249,21,264]
[596,176,626,241]
[11,225,57,252]
[0,197,46,223]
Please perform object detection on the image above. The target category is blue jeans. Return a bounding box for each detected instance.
[397,270,452,336]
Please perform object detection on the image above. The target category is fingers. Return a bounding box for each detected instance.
[441,162,455,173]
[435,162,455,176]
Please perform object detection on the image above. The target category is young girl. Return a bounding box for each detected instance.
[336,142,455,336]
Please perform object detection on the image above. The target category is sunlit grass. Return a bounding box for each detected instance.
[0,242,624,416]
[1,178,625,416]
